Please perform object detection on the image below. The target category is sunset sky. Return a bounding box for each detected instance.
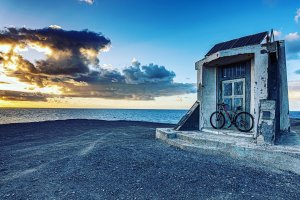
[0,0,299,110]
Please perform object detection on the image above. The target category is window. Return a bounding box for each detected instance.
[222,63,246,78]
[222,78,245,111]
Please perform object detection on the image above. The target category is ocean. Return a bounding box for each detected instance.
[0,108,299,125]
[0,108,188,125]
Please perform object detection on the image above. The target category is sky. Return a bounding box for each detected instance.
[0,0,299,110]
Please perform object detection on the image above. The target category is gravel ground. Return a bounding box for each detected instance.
[0,119,300,200]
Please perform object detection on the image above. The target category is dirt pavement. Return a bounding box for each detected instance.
[0,119,300,199]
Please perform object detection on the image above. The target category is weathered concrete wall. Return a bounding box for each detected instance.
[197,65,216,129]
[257,100,276,145]
[250,58,255,115]
[253,50,269,137]
[278,41,290,132]
[197,65,203,130]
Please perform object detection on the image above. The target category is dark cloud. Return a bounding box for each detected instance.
[62,61,196,100]
[1,27,110,51]
[0,27,110,75]
[0,27,196,102]
[123,61,175,84]
[62,82,196,100]
[0,90,47,101]
[74,68,125,84]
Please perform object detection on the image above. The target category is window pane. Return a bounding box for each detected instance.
[234,98,243,111]
[224,98,232,110]
[223,83,232,96]
[234,81,243,95]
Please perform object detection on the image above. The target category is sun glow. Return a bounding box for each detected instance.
[0,42,64,102]
[0,44,12,53]
[0,74,62,95]
[29,43,53,55]
[0,44,29,70]
[37,85,62,95]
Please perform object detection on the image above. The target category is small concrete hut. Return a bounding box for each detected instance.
[176,31,290,145]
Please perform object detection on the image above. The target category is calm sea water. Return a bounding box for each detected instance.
[0,109,299,125]
[290,111,300,119]
[0,108,188,125]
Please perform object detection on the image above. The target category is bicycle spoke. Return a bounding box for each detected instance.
[210,112,225,129]
[235,112,254,132]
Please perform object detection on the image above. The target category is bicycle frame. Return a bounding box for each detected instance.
[218,104,238,128]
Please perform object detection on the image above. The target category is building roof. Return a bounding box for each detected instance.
[205,31,268,57]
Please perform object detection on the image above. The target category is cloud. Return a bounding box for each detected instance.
[295,8,300,23]
[285,32,300,41]
[273,30,281,39]
[123,60,175,84]
[289,81,300,101]
[0,90,47,101]
[0,27,196,102]
[65,60,196,100]
[49,25,62,29]
[284,32,300,58]
[289,81,300,111]
[0,27,111,76]
[80,0,94,5]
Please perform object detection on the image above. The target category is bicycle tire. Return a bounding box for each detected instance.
[210,111,225,129]
[234,112,254,132]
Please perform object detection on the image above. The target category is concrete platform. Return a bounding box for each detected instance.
[156,128,300,175]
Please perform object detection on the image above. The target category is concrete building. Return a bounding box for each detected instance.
[176,31,290,145]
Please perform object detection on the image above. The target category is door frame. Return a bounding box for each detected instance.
[216,60,251,114]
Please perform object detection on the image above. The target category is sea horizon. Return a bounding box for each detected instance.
[0,107,188,110]
[1,108,300,125]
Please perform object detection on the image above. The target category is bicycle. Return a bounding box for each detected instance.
[209,103,254,132]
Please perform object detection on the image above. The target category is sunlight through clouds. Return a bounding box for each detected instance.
[0,27,196,106]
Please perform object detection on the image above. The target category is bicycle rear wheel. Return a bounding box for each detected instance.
[210,112,225,129]
[234,112,254,132]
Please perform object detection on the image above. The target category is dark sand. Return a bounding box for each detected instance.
[1,119,300,200]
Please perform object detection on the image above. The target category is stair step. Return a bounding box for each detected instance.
[156,128,255,150]
[202,128,254,139]
[176,133,234,147]
[177,131,254,144]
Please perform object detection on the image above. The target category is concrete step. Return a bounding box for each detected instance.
[201,128,254,139]
[176,133,240,149]
[156,128,300,175]
[176,131,254,146]
[156,128,254,147]
[156,128,254,152]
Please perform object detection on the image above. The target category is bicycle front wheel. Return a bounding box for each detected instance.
[235,112,254,132]
[210,112,225,129]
